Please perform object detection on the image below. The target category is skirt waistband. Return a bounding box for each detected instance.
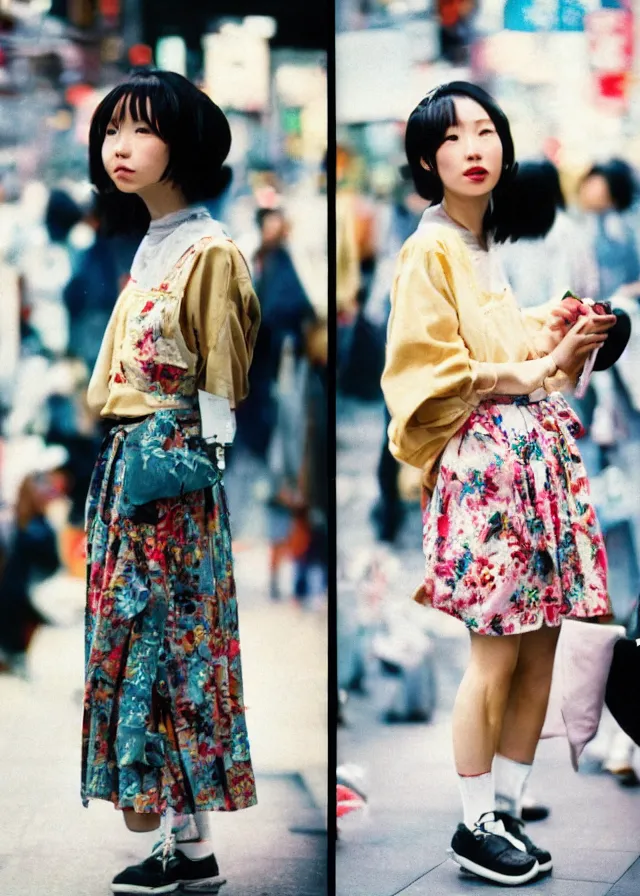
[487,387,548,406]
[106,407,199,429]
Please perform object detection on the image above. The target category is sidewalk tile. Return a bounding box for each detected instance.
[400,862,613,896]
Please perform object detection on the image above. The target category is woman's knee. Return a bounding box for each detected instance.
[513,625,560,690]
[467,632,521,688]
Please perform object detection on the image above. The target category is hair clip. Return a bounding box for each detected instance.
[424,85,443,104]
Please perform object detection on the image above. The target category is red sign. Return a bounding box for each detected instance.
[100,0,120,18]
[586,9,633,109]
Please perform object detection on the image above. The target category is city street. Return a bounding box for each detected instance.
[0,465,328,896]
[337,399,640,896]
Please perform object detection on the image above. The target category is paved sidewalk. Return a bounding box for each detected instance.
[337,399,640,896]
[0,539,327,896]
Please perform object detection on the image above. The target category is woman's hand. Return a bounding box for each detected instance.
[548,297,589,334]
[536,297,589,354]
[550,315,613,374]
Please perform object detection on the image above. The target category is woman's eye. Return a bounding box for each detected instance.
[135,126,151,134]
[480,128,495,136]
[444,134,458,142]
[106,127,117,136]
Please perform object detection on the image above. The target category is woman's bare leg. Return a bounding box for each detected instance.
[123,809,161,832]
[453,631,521,775]
[497,624,560,764]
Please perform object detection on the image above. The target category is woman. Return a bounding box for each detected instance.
[499,160,598,311]
[82,70,260,895]
[382,82,616,886]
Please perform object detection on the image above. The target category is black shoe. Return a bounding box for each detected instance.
[520,800,550,822]
[495,812,553,874]
[112,846,226,894]
[450,813,539,886]
[606,767,640,788]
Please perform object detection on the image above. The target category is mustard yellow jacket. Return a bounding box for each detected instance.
[381,216,569,494]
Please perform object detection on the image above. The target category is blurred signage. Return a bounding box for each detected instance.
[275,64,325,108]
[202,28,269,113]
[504,0,589,32]
[99,0,119,16]
[587,8,634,109]
[156,36,187,76]
[129,43,152,67]
[336,29,412,124]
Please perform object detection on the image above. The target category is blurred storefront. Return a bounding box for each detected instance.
[337,0,639,193]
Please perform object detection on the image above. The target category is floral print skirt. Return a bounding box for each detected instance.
[417,393,610,636]
[81,419,257,814]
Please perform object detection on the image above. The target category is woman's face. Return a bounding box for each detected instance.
[101,97,170,197]
[430,96,504,200]
[578,174,612,213]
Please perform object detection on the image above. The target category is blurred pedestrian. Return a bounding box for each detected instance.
[499,160,598,310]
[383,81,616,886]
[294,319,328,603]
[20,188,83,357]
[82,69,260,895]
[502,161,640,793]
[370,170,428,543]
[0,468,60,674]
[236,207,316,462]
[63,195,139,375]
[578,159,640,303]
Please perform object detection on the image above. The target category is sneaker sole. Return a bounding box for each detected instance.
[536,858,553,874]
[111,885,179,895]
[179,876,226,893]
[451,852,540,886]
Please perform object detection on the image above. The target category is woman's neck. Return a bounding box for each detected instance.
[138,183,190,222]
[442,191,491,247]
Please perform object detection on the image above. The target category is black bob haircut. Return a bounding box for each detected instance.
[89,69,233,235]
[582,158,638,213]
[504,160,566,240]
[405,81,551,244]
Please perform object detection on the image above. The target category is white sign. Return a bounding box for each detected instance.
[203,28,270,113]
[337,29,413,124]
[156,36,187,77]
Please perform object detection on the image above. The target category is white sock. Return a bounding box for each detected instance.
[176,811,213,861]
[194,811,211,841]
[457,771,495,831]
[494,754,532,818]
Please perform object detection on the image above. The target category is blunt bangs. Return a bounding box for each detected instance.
[89,70,232,235]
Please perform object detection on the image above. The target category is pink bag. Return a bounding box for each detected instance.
[540,619,626,770]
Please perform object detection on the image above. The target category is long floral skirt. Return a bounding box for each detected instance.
[417,393,610,635]
[81,421,257,814]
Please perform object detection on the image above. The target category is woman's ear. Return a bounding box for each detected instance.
[420,157,432,172]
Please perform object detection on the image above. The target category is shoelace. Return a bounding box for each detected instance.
[474,812,527,852]
[160,807,176,872]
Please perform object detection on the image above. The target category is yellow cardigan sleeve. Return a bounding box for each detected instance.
[180,242,261,408]
[382,237,557,486]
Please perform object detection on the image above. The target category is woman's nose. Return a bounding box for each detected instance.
[114,135,130,157]
[464,138,481,159]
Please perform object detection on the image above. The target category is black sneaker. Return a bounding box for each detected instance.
[450,812,539,886]
[111,845,226,894]
[495,812,553,874]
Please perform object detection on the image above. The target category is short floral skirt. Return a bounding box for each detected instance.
[417,393,610,636]
[81,417,257,814]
